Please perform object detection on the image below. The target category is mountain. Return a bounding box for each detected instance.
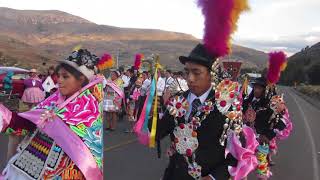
[0,7,268,71]
[0,35,55,68]
[281,42,320,85]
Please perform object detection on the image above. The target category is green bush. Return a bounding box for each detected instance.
[297,85,320,100]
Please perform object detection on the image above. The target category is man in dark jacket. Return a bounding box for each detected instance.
[156,44,237,180]
[242,77,286,144]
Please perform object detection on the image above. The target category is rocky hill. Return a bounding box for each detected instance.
[281,42,320,85]
[0,7,268,71]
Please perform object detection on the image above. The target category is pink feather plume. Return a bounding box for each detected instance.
[197,0,234,57]
[134,54,143,70]
[197,0,249,58]
[267,51,287,84]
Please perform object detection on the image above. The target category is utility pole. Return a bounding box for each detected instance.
[116,49,120,69]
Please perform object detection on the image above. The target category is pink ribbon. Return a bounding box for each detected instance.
[227,126,259,180]
[17,76,104,180]
[0,103,12,132]
[105,79,125,99]
[269,138,278,155]
[132,88,141,101]
[276,108,293,140]
[134,94,150,146]
[19,109,102,180]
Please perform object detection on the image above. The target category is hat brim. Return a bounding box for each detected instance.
[29,69,37,73]
[251,81,267,87]
[58,60,95,80]
[179,56,212,67]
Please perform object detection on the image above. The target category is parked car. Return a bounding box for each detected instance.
[0,67,29,97]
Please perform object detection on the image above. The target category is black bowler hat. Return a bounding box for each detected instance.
[179,43,217,68]
[251,77,267,87]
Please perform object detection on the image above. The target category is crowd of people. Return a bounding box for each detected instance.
[0,44,292,180]
[0,44,293,180]
[0,0,294,179]
[102,67,189,133]
[1,60,190,135]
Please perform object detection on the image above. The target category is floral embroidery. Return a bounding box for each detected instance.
[5,128,28,136]
[37,92,59,109]
[168,95,214,179]
[215,79,240,115]
[70,124,87,138]
[63,91,99,127]
[200,100,214,115]
[269,95,286,114]
[83,123,103,168]
[166,96,189,118]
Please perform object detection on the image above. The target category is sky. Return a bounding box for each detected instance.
[0,0,319,55]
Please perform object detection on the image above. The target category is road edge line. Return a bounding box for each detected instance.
[287,88,319,180]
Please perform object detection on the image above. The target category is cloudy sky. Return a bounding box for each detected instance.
[0,0,319,55]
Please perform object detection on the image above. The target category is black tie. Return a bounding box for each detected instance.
[189,98,201,120]
[252,99,258,109]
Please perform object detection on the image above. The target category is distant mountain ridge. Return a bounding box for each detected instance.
[0,7,268,71]
[0,7,92,24]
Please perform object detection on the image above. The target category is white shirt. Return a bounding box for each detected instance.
[121,75,131,88]
[102,76,108,88]
[165,76,174,88]
[185,86,216,180]
[141,78,151,96]
[252,97,260,103]
[157,77,166,96]
[247,85,253,95]
[185,86,212,120]
[42,76,56,93]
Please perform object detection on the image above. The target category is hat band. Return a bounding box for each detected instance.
[60,60,95,80]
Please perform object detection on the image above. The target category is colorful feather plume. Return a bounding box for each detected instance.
[267,51,287,85]
[197,0,249,57]
[134,53,144,70]
[97,53,114,71]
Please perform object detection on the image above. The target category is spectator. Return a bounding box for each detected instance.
[125,77,143,133]
[104,71,124,131]
[157,71,166,115]
[136,71,151,119]
[21,69,45,109]
[164,69,174,89]
[42,66,58,98]
[3,71,14,94]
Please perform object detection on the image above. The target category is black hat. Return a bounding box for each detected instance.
[179,43,217,68]
[251,77,267,87]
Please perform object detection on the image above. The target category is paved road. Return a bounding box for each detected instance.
[1,87,320,179]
